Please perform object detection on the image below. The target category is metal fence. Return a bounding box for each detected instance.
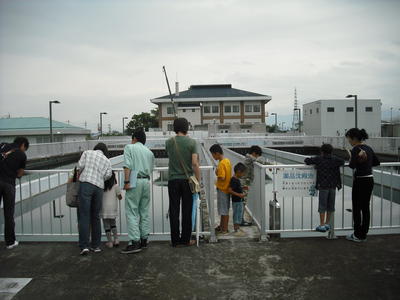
[223,147,400,240]
[0,166,215,242]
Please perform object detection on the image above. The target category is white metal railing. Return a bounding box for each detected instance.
[0,166,215,242]
[223,147,400,239]
[261,162,400,238]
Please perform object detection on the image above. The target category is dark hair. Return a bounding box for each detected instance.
[104,171,117,191]
[13,136,29,150]
[94,142,109,158]
[249,145,262,156]
[320,143,333,155]
[173,118,189,134]
[345,128,369,141]
[209,144,223,155]
[234,162,247,173]
[132,127,146,145]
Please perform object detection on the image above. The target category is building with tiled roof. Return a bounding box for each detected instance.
[151,84,271,131]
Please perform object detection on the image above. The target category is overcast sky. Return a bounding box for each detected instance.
[1,0,399,131]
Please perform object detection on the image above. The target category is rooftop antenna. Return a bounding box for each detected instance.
[291,87,300,131]
[162,66,177,118]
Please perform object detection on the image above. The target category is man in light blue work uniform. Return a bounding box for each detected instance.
[121,128,155,254]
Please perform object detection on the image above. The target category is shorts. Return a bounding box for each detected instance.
[217,189,230,216]
[318,189,336,213]
[232,201,244,225]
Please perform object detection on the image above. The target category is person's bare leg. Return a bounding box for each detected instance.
[326,212,332,224]
[319,213,326,226]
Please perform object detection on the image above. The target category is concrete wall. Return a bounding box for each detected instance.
[303,99,381,137]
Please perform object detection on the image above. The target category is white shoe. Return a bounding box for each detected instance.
[6,241,19,249]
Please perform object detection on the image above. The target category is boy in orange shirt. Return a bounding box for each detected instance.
[209,144,232,234]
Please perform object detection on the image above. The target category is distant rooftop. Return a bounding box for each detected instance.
[151,84,271,103]
[0,117,90,136]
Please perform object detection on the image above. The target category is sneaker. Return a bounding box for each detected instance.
[324,224,331,231]
[316,225,326,232]
[121,241,142,254]
[113,238,120,247]
[240,221,253,226]
[80,248,90,256]
[346,233,362,243]
[140,238,148,249]
[105,242,113,249]
[90,247,102,253]
[6,241,19,250]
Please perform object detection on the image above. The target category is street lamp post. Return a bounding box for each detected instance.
[390,107,393,137]
[99,112,107,137]
[346,94,358,128]
[122,117,128,135]
[49,100,60,143]
[270,112,277,132]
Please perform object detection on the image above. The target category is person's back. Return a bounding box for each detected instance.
[349,144,380,176]
[305,154,344,189]
[0,142,27,186]
[165,135,197,180]
[124,142,155,176]
[78,149,112,189]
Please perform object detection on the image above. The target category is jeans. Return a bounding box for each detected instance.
[78,182,103,249]
[232,202,244,225]
[168,179,193,245]
[0,180,16,246]
[217,189,230,216]
[352,177,374,240]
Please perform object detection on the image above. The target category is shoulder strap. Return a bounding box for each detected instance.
[173,137,190,179]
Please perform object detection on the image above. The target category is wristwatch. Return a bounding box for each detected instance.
[124,180,130,184]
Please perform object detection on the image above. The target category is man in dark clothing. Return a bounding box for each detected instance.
[304,144,344,233]
[0,137,29,249]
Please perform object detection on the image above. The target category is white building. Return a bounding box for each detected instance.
[303,99,381,137]
[0,117,91,143]
[150,84,271,131]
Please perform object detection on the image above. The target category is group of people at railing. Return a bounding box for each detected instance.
[0,122,380,251]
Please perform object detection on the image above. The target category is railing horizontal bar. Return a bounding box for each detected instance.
[25,165,214,174]
[266,225,400,234]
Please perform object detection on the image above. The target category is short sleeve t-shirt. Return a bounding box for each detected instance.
[230,176,243,202]
[165,136,198,180]
[216,158,232,193]
[0,143,27,186]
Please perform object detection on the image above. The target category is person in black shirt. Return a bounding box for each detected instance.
[345,128,380,242]
[0,137,29,249]
[228,163,247,234]
[305,144,344,233]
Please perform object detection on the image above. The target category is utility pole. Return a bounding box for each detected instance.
[49,100,60,143]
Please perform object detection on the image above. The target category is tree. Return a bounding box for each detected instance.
[126,107,159,135]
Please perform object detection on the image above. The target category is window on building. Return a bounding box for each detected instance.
[182,109,186,112]
[192,109,195,112]
[310,109,312,114]
[245,105,252,112]
[327,107,335,112]
[316,108,319,113]
[346,107,354,112]
[253,104,260,112]
[203,106,210,114]
[166,106,174,115]
[167,124,173,131]
[365,107,373,112]
[232,105,240,113]
[224,106,232,113]
[212,105,219,113]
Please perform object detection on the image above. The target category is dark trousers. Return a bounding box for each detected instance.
[78,182,103,249]
[352,177,374,240]
[168,179,193,245]
[0,180,16,246]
